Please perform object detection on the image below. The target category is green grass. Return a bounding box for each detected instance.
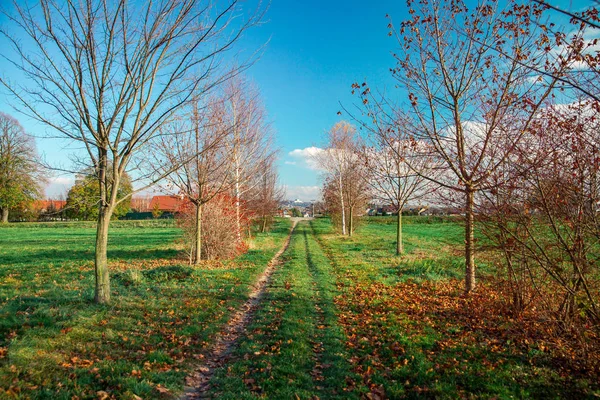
[210,222,361,399]
[310,217,599,399]
[2,217,597,398]
[0,219,177,230]
[364,215,461,225]
[0,220,181,266]
[312,217,468,286]
[0,219,291,399]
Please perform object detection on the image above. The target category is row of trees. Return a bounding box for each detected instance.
[318,0,599,328]
[0,113,45,223]
[155,76,281,264]
[0,0,275,304]
[316,120,433,256]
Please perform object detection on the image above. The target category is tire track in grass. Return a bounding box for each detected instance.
[181,220,298,399]
[305,227,326,389]
[303,226,361,399]
[209,222,317,399]
[206,221,358,399]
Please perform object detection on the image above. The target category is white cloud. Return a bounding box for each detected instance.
[50,176,74,185]
[285,185,321,202]
[45,175,75,198]
[288,146,325,170]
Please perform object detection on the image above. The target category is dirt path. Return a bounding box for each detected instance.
[181,220,298,399]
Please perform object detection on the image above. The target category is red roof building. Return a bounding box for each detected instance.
[149,195,183,212]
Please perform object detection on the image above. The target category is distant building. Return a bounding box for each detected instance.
[149,195,184,213]
[131,196,152,212]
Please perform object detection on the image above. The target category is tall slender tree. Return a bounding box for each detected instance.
[222,77,274,242]
[360,134,434,254]
[154,95,232,264]
[247,154,284,233]
[348,93,437,254]
[0,0,264,303]
[0,113,45,223]
[316,121,367,236]
[386,0,570,292]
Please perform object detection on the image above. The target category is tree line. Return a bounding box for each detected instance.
[0,0,280,304]
[316,0,599,332]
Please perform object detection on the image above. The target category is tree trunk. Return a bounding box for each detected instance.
[396,210,403,255]
[339,174,346,235]
[465,188,476,293]
[193,202,203,264]
[1,208,8,223]
[348,206,354,236]
[94,206,113,304]
[261,215,268,233]
[235,171,242,242]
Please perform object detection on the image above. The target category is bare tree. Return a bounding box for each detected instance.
[316,121,367,236]
[360,130,435,254]
[0,112,45,223]
[0,0,264,303]
[342,157,370,236]
[387,0,569,293]
[131,196,152,213]
[347,92,437,254]
[246,153,284,233]
[222,76,274,242]
[153,95,232,264]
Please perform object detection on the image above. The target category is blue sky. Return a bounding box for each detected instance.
[0,0,407,201]
[0,0,583,201]
[238,0,406,200]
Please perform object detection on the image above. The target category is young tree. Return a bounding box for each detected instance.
[316,121,368,236]
[131,196,152,213]
[178,192,246,260]
[341,155,370,236]
[0,112,45,223]
[222,77,274,241]
[360,135,434,254]
[154,95,232,264]
[348,93,437,254]
[1,0,264,303]
[387,0,569,292]
[246,154,284,233]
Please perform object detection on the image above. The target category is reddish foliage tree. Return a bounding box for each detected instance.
[177,193,249,261]
[383,0,575,293]
[480,100,600,325]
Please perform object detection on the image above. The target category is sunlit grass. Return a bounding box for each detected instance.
[311,217,599,398]
[210,222,360,399]
[0,219,291,399]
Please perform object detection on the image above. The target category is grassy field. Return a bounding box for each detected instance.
[311,218,598,398]
[208,218,599,399]
[0,219,292,399]
[1,217,598,399]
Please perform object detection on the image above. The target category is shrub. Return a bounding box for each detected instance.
[177,194,248,261]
